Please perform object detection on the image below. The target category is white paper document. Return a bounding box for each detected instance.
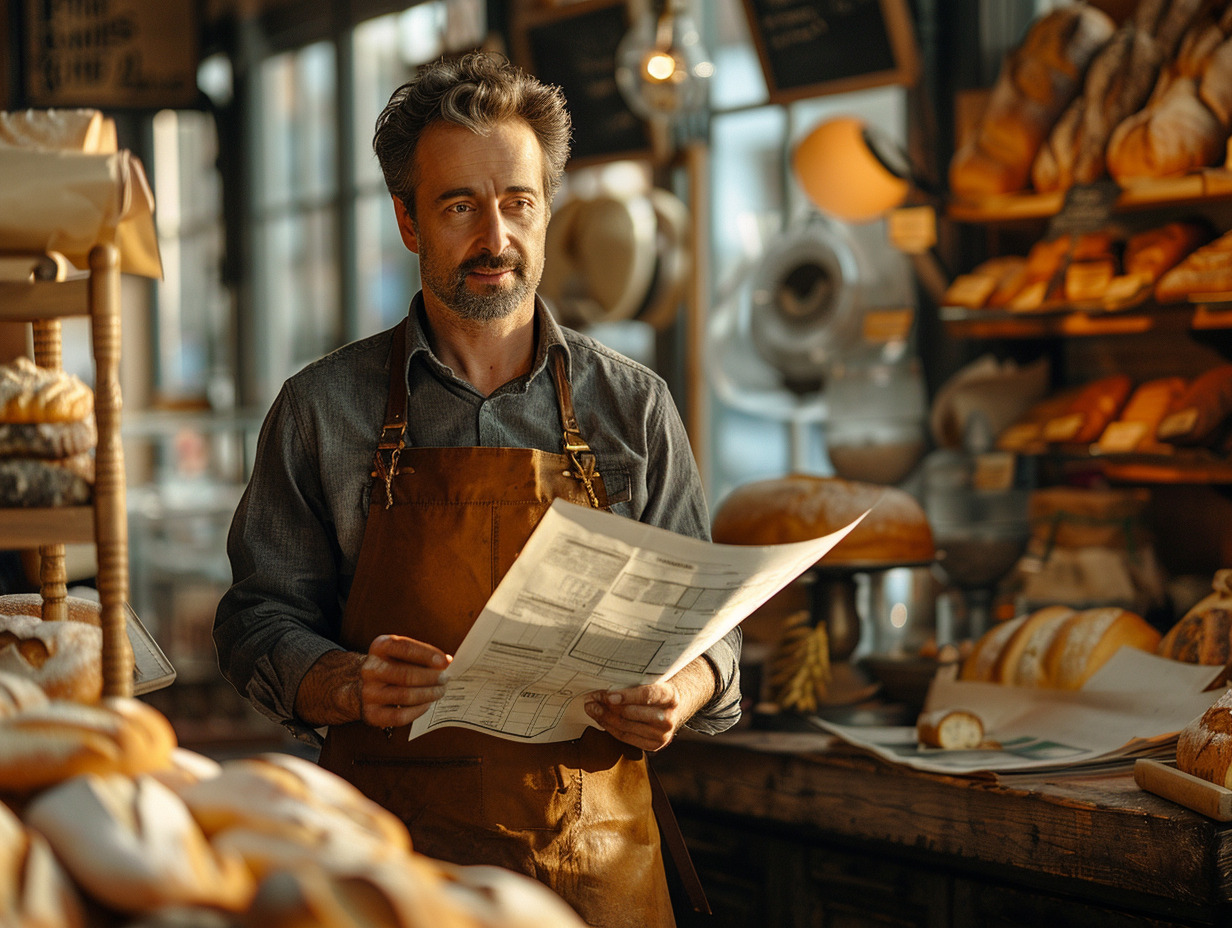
[815,647,1226,777]
[408,498,867,743]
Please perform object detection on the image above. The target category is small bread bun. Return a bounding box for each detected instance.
[0,798,88,927]
[0,697,176,792]
[180,753,411,856]
[916,708,985,750]
[0,612,102,704]
[1176,686,1232,789]
[24,773,255,915]
[711,475,935,566]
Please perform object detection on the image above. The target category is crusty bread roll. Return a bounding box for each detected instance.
[1158,569,1232,664]
[1155,229,1232,302]
[1123,221,1211,283]
[0,611,101,703]
[916,708,984,750]
[1155,364,1232,445]
[1043,606,1161,690]
[0,358,93,425]
[961,604,1159,689]
[149,747,224,795]
[710,475,935,565]
[0,696,176,792]
[942,256,1026,309]
[24,772,255,915]
[1176,685,1232,788]
[179,752,411,856]
[0,797,88,927]
[949,5,1115,199]
[437,861,592,928]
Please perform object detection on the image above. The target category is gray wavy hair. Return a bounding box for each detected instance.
[373,51,572,217]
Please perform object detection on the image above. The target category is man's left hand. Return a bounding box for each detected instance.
[584,656,717,752]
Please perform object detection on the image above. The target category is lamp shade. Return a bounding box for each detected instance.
[792,117,910,223]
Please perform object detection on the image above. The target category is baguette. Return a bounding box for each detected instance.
[1042,374,1133,445]
[1097,376,1188,453]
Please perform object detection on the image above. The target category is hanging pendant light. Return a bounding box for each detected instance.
[615,0,713,120]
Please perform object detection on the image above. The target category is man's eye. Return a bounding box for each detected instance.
[447,203,471,214]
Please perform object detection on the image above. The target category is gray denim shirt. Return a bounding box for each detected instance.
[214,294,741,741]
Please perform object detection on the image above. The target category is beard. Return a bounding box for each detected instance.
[419,247,539,323]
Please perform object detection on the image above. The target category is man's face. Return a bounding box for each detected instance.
[395,118,550,323]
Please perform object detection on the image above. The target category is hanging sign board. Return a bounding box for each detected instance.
[741,0,919,103]
[25,0,200,109]
[514,0,652,167]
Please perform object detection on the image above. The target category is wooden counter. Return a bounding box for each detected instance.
[653,729,1232,927]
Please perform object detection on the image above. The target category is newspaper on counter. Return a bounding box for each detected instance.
[408,498,867,743]
[814,647,1226,778]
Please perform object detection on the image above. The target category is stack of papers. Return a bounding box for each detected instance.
[815,647,1226,779]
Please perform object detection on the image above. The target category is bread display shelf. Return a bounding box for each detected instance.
[1019,446,1232,485]
[947,169,1232,224]
[941,298,1232,339]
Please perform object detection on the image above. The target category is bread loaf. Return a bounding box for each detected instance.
[1041,374,1133,445]
[960,604,1159,689]
[0,358,93,425]
[710,475,935,565]
[1157,568,1232,664]
[916,708,984,749]
[0,611,101,703]
[1123,221,1211,283]
[179,752,411,856]
[1155,363,1232,445]
[0,669,49,718]
[949,6,1115,199]
[942,256,1026,309]
[1176,685,1232,788]
[0,797,88,927]
[1155,229,1232,302]
[1097,375,1187,453]
[24,772,255,915]
[0,696,176,792]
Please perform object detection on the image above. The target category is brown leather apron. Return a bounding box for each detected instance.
[318,319,675,927]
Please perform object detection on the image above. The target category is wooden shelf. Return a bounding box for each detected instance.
[0,278,91,320]
[947,169,1232,224]
[0,506,96,545]
[940,299,1232,339]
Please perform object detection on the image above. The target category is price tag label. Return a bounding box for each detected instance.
[861,307,915,343]
[1096,420,1147,454]
[973,451,1015,491]
[944,274,996,309]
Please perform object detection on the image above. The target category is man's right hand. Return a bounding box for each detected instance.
[293,635,452,729]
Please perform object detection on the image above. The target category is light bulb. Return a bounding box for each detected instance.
[616,2,711,119]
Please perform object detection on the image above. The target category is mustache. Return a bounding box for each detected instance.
[460,251,525,274]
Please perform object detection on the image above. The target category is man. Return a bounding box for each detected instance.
[214,52,740,927]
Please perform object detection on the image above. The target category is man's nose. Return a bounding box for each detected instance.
[478,208,511,255]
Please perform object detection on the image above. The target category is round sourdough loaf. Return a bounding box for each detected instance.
[960,604,1159,689]
[24,772,254,915]
[1176,686,1232,788]
[710,474,935,565]
[1158,569,1232,664]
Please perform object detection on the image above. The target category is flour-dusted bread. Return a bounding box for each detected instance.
[961,605,1160,689]
[1176,686,1232,788]
[1158,569,1232,664]
[710,474,935,565]
[0,696,176,792]
[0,670,49,718]
[1155,229,1232,303]
[0,611,102,704]
[0,358,93,425]
[1043,606,1161,690]
[0,797,88,927]
[24,772,255,915]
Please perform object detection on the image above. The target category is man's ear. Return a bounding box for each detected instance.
[393,196,420,255]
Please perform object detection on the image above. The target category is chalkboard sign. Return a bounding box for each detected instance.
[517,0,652,167]
[742,0,919,104]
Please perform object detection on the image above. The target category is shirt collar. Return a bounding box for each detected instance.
[403,291,571,388]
